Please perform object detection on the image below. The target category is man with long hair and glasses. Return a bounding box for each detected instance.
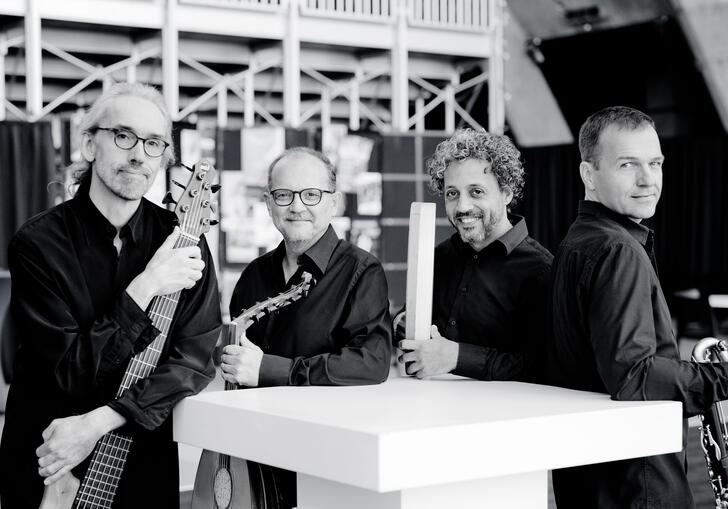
[222,146,392,509]
[0,82,222,509]
[394,128,552,382]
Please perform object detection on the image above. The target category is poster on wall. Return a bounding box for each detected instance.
[242,126,285,187]
[355,171,382,216]
[220,170,281,265]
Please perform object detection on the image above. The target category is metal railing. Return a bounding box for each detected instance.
[180,0,490,28]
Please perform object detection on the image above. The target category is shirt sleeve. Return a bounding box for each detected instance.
[453,264,550,383]
[258,262,392,387]
[9,233,159,400]
[588,243,728,417]
[108,235,222,430]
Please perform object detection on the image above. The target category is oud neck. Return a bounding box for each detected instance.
[116,230,198,397]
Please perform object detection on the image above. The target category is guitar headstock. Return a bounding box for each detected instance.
[233,272,315,329]
[169,160,220,238]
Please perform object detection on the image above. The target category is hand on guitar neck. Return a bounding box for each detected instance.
[126,226,205,311]
[37,406,126,509]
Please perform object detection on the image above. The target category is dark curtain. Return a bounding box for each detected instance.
[0,121,57,269]
[514,136,728,296]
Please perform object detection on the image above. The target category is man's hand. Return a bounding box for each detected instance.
[126,227,205,310]
[36,406,126,485]
[398,325,459,379]
[221,334,263,387]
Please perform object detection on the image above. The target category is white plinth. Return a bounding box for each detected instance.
[174,375,682,509]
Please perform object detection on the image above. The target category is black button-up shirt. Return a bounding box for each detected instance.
[0,192,222,508]
[433,215,552,382]
[548,200,728,509]
[229,225,392,386]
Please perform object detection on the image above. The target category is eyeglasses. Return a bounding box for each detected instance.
[269,188,334,206]
[95,127,170,158]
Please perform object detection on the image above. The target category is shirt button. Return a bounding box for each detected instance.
[473,254,478,260]
[449,320,456,326]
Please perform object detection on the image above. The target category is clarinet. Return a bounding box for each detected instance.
[692,337,728,509]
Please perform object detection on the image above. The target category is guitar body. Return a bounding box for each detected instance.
[38,473,79,509]
[190,273,314,509]
[191,451,282,509]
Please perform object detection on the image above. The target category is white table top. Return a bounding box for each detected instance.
[173,374,682,492]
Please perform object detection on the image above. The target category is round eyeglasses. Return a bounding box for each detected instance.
[269,188,334,206]
[95,127,170,158]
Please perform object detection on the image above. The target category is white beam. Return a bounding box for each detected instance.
[25,0,43,119]
[391,0,409,132]
[283,0,301,127]
[245,62,255,127]
[415,96,425,133]
[126,45,138,84]
[487,0,504,134]
[349,68,361,131]
[217,82,228,128]
[163,0,179,120]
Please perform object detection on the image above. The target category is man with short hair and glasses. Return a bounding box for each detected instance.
[223,146,392,509]
[0,82,222,509]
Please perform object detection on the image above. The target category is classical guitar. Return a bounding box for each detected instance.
[191,271,315,509]
[38,160,219,509]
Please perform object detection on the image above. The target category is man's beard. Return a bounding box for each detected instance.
[450,209,499,247]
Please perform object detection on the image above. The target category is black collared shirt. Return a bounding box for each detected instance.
[433,215,552,382]
[229,225,392,386]
[0,192,222,508]
[548,200,728,509]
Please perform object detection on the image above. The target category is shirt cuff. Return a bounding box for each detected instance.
[259,353,294,387]
[453,342,487,380]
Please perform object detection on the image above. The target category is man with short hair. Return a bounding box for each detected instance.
[548,106,728,508]
[0,82,222,509]
[397,128,552,382]
[222,146,391,507]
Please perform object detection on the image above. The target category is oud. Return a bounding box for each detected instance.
[39,160,219,509]
[191,272,314,509]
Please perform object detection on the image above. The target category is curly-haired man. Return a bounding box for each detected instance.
[396,128,552,382]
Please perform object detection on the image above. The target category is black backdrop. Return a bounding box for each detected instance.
[516,136,728,296]
[0,121,56,269]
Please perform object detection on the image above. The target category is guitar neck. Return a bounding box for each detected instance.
[72,430,133,508]
[74,231,201,508]
[117,231,197,396]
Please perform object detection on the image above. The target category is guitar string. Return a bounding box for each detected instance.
[75,173,212,507]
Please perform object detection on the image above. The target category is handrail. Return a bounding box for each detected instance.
[179,0,490,28]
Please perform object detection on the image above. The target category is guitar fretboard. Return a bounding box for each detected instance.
[73,231,199,508]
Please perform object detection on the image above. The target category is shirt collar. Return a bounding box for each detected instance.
[452,213,529,257]
[300,225,339,276]
[73,192,145,246]
[578,200,652,247]
[498,214,529,255]
[273,224,340,278]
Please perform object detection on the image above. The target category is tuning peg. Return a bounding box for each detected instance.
[210,202,218,214]
[210,219,219,226]
[162,192,177,205]
[211,184,221,194]
[172,180,186,190]
[181,163,194,173]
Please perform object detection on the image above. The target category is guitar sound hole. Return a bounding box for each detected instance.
[214,467,233,508]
